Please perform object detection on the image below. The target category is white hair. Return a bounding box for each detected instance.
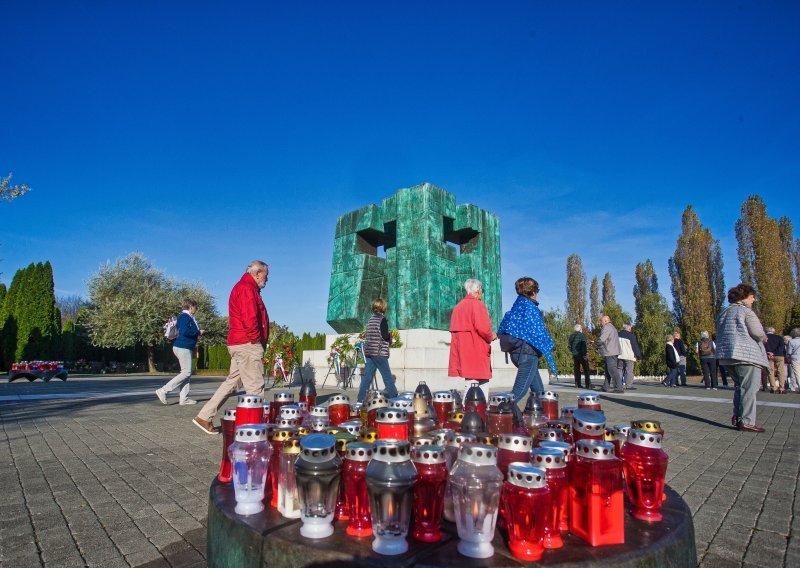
[765,327,775,334]
[623,323,632,331]
[574,324,582,332]
[701,331,709,339]
[464,279,483,296]
[247,260,268,275]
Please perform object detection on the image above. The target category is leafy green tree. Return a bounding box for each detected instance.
[736,195,792,330]
[669,206,724,371]
[633,260,674,375]
[542,308,571,375]
[565,254,587,326]
[83,253,223,372]
[589,276,600,331]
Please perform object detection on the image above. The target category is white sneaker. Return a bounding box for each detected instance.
[179,399,198,405]
[155,389,167,405]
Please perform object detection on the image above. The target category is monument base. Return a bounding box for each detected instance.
[301,329,549,392]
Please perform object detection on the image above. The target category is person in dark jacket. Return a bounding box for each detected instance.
[357,298,398,402]
[568,324,592,389]
[673,331,688,386]
[663,334,680,387]
[696,331,717,390]
[765,327,787,394]
[156,299,204,405]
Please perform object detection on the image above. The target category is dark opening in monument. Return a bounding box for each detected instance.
[443,216,480,255]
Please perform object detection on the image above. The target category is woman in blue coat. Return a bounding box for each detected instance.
[156,299,204,405]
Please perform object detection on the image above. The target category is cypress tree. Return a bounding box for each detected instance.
[565,254,587,326]
[736,195,792,330]
[589,276,600,331]
[633,260,674,375]
[602,272,616,307]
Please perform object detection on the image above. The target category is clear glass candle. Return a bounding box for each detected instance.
[228,424,272,516]
[366,440,417,555]
[269,428,297,508]
[278,437,302,518]
[295,433,341,539]
[449,443,504,558]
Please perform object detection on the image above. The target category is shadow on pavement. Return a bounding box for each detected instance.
[601,393,732,430]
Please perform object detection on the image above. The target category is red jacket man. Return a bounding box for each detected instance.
[193,261,270,434]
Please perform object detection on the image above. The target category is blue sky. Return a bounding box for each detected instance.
[1,1,798,333]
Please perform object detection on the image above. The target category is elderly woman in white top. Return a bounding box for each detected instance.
[788,329,800,393]
[715,284,769,433]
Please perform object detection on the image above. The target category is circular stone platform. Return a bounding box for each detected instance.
[207,479,696,567]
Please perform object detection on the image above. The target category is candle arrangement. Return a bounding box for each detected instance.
[216,384,671,559]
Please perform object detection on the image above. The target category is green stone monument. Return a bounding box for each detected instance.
[326,182,501,333]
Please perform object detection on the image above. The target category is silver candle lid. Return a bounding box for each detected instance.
[459,443,498,466]
[274,391,294,402]
[412,444,446,465]
[277,417,300,428]
[433,391,453,402]
[365,394,388,411]
[572,409,606,434]
[541,391,558,401]
[345,442,374,462]
[340,420,363,437]
[373,440,412,463]
[530,447,567,469]
[577,393,599,404]
[490,392,514,406]
[449,433,477,448]
[329,393,350,406]
[498,434,533,452]
[310,405,329,418]
[296,401,308,412]
[399,391,416,400]
[237,394,263,408]
[539,440,572,459]
[280,405,301,418]
[376,408,408,424]
[308,418,329,432]
[507,463,548,489]
[390,397,414,412]
[299,433,337,462]
[412,435,436,447]
[235,424,268,442]
[429,429,455,447]
[627,429,663,449]
[613,424,631,440]
[222,408,236,421]
[537,428,565,443]
[576,440,616,460]
[560,406,578,420]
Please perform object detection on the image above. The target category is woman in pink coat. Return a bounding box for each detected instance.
[449,279,497,399]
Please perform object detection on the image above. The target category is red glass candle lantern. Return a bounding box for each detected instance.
[464,382,487,422]
[270,392,295,423]
[299,378,317,408]
[631,419,664,439]
[411,444,448,542]
[577,392,601,411]
[268,428,297,508]
[340,420,363,438]
[366,394,389,428]
[501,463,551,562]
[344,442,374,537]
[541,391,559,420]
[376,408,409,441]
[488,392,512,412]
[496,434,533,478]
[432,391,454,425]
[235,394,264,427]
[531,448,570,546]
[217,408,237,483]
[328,393,351,427]
[486,401,514,435]
[572,409,606,444]
[560,406,578,422]
[262,402,270,423]
[537,428,565,447]
[390,397,415,439]
[570,440,624,546]
[412,435,436,448]
[444,411,464,431]
[296,401,309,420]
[621,430,669,522]
[546,420,574,445]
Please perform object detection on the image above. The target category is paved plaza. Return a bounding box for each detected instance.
[0,374,797,567]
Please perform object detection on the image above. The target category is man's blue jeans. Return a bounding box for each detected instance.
[357,356,398,402]
[511,353,542,405]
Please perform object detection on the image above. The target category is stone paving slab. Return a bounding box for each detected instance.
[0,375,797,567]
